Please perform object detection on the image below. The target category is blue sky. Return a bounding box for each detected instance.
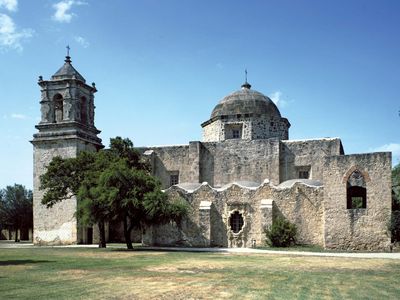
[0,0,399,189]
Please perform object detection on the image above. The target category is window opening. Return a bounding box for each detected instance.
[225,124,243,140]
[81,96,87,125]
[347,170,367,209]
[54,94,63,122]
[296,166,311,179]
[232,129,240,139]
[170,171,179,186]
[350,197,364,209]
[299,171,309,179]
[229,211,244,233]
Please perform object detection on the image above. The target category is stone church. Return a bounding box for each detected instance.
[32,55,393,250]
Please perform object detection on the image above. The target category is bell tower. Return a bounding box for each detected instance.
[31,50,103,245]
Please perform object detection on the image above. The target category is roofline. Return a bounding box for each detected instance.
[282,137,342,143]
[201,113,290,128]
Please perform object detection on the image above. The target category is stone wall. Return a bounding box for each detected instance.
[272,183,324,246]
[251,117,289,140]
[32,139,98,245]
[143,138,345,191]
[202,115,289,142]
[33,140,78,245]
[145,180,325,248]
[142,139,281,188]
[200,139,281,187]
[202,119,222,142]
[139,145,191,189]
[142,187,211,247]
[323,152,392,250]
[280,138,343,182]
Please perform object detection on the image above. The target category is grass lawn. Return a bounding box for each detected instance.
[0,247,399,299]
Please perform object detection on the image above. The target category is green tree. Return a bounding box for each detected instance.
[40,150,115,248]
[96,159,188,249]
[0,184,33,242]
[75,151,116,248]
[40,137,188,249]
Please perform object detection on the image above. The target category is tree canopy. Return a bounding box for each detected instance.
[0,184,33,242]
[40,137,188,248]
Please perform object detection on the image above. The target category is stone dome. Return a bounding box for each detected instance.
[210,82,281,119]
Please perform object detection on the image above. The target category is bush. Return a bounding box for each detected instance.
[265,216,297,247]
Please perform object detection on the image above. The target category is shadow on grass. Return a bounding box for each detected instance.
[0,260,53,266]
[110,248,167,252]
[109,247,226,254]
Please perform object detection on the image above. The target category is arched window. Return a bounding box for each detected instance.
[81,96,87,125]
[54,94,63,122]
[229,211,244,233]
[347,170,367,209]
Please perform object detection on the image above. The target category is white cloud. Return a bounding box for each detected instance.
[0,13,33,51]
[269,91,289,108]
[74,35,89,48]
[0,0,17,12]
[52,0,87,23]
[11,113,27,119]
[372,143,400,165]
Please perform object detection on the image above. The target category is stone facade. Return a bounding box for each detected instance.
[144,180,325,247]
[143,150,391,250]
[139,83,392,250]
[202,116,289,142]
[31,55,102,245]
[323,153,392,250]
[280,138,344,182]
[142,137,343,189]
[32,58,393,250]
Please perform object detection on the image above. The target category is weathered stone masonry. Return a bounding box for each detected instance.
[323,153,392,250]
[32,55,102,245]
[33,58,393,250]
[140,82,392,250]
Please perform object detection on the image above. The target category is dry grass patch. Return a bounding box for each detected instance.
[69,249,167,259]
[219,253,395,272]
[73,273,234,300]
[1,248,400,299]
[145,259,227,273]
[58,269,91,277]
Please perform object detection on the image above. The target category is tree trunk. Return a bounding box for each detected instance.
[123,216,133,249]
[98,221,106,248]
[15,228,19,242]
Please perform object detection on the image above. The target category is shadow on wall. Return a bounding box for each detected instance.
[200,145,214,187]
[210,203,227,247]
[279,144,295,183]
[148,217,211,247]
[153,155,172,189]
